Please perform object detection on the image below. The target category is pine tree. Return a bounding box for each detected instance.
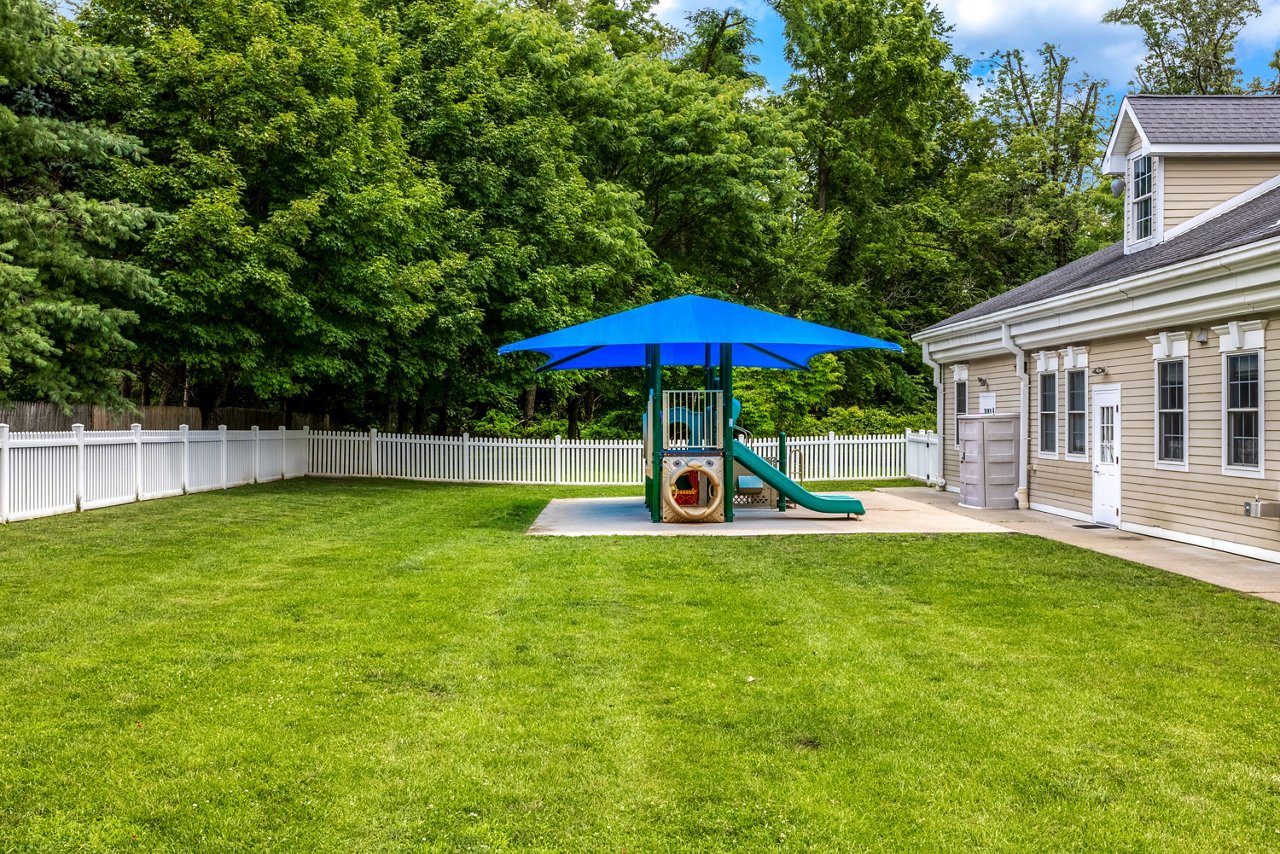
[0,0,158,406]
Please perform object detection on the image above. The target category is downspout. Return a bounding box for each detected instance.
[1000,323,1029,509]
[920,341,945,488]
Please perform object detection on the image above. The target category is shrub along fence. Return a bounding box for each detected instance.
[0,425,940,523]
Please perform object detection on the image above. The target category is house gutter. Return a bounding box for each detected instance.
[920,341,945,487]
[1000,323,1029,509]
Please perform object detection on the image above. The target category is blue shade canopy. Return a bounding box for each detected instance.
[498,295,903,371]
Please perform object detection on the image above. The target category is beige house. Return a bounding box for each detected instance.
[915,95,1280,562]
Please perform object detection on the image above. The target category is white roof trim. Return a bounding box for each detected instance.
[1164,171,1280,242]
[1149,143,1280,155]
[1103,99,1149,175]
[1147,330,1189,360]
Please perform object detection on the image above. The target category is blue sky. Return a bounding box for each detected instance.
[655,0,1280,109]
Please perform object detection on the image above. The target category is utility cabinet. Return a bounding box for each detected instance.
[957,414,1019,509]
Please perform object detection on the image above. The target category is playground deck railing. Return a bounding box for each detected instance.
[0,424,935,523]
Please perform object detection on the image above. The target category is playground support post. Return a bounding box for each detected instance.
[720,342,734,523]
[777,432,787,513]
[647,343,663,523]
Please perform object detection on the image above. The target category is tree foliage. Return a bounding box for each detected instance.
[953,45,1120,303]
[0,0,158,406]
[0,0,1146,433]
[1102,0,1260,94]
[674,7,764,84]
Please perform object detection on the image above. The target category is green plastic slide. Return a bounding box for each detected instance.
[731,440,865,516]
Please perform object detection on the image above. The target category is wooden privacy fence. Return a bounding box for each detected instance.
[0,426,926,523]
[0,401,332,431]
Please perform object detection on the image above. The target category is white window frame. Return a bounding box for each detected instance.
[955,380,968,447]
[1038,371,1058,459]
[951,364,968,449]
[1154,357,1189,471]
[1223,350,1264,478]
[1215,320,1267,479]
[1147,331,1190,472]
[1065,368,1088,460]
[1125,153,1163,253]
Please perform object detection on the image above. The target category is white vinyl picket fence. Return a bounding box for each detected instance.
[0,423,932,523]
[308,431,641,485]
[904,429,943,485]
[0,424,308,523]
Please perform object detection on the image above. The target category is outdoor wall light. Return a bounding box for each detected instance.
[977,377,989,387]
[1090,366,1107,375]
[1195,328,1210,345]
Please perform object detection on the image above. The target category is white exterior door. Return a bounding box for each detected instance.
[1092,384,1122,526]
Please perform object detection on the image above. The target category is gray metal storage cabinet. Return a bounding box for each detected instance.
[957,414,1019,509]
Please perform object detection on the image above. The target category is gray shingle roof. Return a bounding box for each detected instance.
[1128,95,1280,145]
[923,184,1280,333]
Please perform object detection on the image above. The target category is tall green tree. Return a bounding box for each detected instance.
[769,0,970,407]
[950,44,1120,305]
[83,0,474,425]
[390,0,801,431]
[0,0,158,407]
[1102,0,1260,94]
[675,7,764,84]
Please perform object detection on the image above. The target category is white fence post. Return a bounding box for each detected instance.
[462,432,471,483]
[219,425,228,489]
[0,424,9,522]
[252,425,260,484]
[827,430,836,480]
[72,423,86,510]
[180,424,190,493]
[278,425,286,481]
[303,425,311,475]
[369,427,379,478]
[554,434,563,484]
[132,423,143,501]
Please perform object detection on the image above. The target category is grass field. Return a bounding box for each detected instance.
[2,478,1279,852]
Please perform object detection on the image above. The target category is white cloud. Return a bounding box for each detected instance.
[651,0,1280,96]
[935,0,1143,92]
[1240,2,1280,47]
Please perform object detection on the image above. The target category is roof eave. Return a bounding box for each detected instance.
[914,233,1280,361]
[1102,98,1148,175]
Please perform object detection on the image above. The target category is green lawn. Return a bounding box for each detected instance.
[2,479,1279,852]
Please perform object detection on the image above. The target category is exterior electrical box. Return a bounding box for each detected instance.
[957,414,1019,510]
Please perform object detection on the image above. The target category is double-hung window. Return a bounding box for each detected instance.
[1039,373,1058,455]
[1131,155,1154,241]
[1157,359,1186,465]
[1066,369,1086,457]
[1226,352,1261,470]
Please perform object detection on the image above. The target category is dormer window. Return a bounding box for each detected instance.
[1132,155,1154,240]
[1125,153,1161,252]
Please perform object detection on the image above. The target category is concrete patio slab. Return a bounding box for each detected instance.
[880,487,1280,604]
[527,492,1010,537]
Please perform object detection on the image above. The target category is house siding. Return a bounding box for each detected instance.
[1028,353,1092,517]
[1162,156,1280,230]
[1113,317,1280,552]
[974,320,1280,553]
[941,354,1020,490]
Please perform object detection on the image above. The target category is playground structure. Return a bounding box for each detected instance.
[499,295,902,524]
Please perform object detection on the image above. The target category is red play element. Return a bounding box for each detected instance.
[673,470,700,506]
